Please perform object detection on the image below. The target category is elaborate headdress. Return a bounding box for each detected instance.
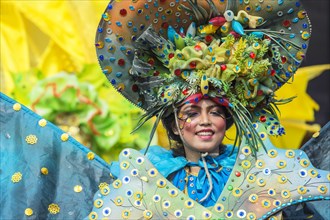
[95,0,311,153]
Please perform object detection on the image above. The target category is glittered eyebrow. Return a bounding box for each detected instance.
[181,104,223,112]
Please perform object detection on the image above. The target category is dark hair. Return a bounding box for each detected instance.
[162,106,233,157]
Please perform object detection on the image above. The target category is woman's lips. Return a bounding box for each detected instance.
[196,130,214,140]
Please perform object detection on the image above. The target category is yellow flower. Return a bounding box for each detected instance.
[48,203,60,214]
[25,135,38,145]
[11,172,22,183]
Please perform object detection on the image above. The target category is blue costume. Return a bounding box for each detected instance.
[1,1,330,218]
[111,146,237,207]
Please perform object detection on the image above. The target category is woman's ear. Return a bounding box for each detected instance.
[172,121,179,135]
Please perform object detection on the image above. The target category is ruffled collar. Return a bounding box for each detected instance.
[143,145,237,178]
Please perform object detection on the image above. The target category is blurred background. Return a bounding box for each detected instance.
[301,0,330,127]
[1,0,329,162]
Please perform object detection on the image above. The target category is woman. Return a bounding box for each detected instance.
[0,0,329,219]
[108,94,236,208]
[143,95,236,207]
[89,0,329,219]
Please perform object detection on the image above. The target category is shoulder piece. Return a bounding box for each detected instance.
[88,116,330,220]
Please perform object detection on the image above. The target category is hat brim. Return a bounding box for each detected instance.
[96,0,311,111]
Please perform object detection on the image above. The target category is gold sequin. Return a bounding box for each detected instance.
[308,169,318,178]
[148,168,158,177]
[246,173,256,183]
[241,146,251,156]
[61,133,69,141]
[143,210,153,219]
[168,189,178,197]
[297,10,306,19]
[134,191,143,200]
[312,131,320,138]
[301,31,310,40]
[285,150,295,158]
[295,51,305,60]
[48,203,60,214]
[247,212,256,220]
[259,132,267,140]
[99,182,109,189]
[268,149,278,158]
[74,185,83,193]
[113,179,122,189]
[241,160,251,169]
[114,196,124,206]
[104,66,113,74]
[232,188,242,197]
[297,186,307,194]
[25,208,33,216]
[88,211,98,220]
[276,160,287,169]
[257,178,266,187]
[96,40,104,49]
[25,135,38,145]
[287,65,294,73]
[185,199,195,209]
[268,188,276,196]
[11,172,22,183]
[41,167,48,175]
[203,211,212,219]
[38,119,47,127]
[261,199,271,208]
[13,103,21,111]
[248,194,258,203]
[87,152,95,160]
[225,211,233,218]
[156,179,167,188]
[273,200,281,207]
[255,160,265,169]
[318,185,328,194]
[122,210,131,219]
[300,159,310,168]
[214,203,224,213]
[281,189,291,199]
[100,186,110,195]
[120,161,130,170]
[278,175,288,184]
[94,199,104,208]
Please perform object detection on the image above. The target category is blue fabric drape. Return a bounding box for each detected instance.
[0,93,113,219]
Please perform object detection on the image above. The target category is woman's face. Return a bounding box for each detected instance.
[174,99,227,159]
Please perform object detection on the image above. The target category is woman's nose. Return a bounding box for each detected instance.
[199,112,211,125]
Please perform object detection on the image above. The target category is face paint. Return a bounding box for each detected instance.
[176,99,227,161]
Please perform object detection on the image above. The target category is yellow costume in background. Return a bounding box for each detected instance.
[1,1,156,161]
